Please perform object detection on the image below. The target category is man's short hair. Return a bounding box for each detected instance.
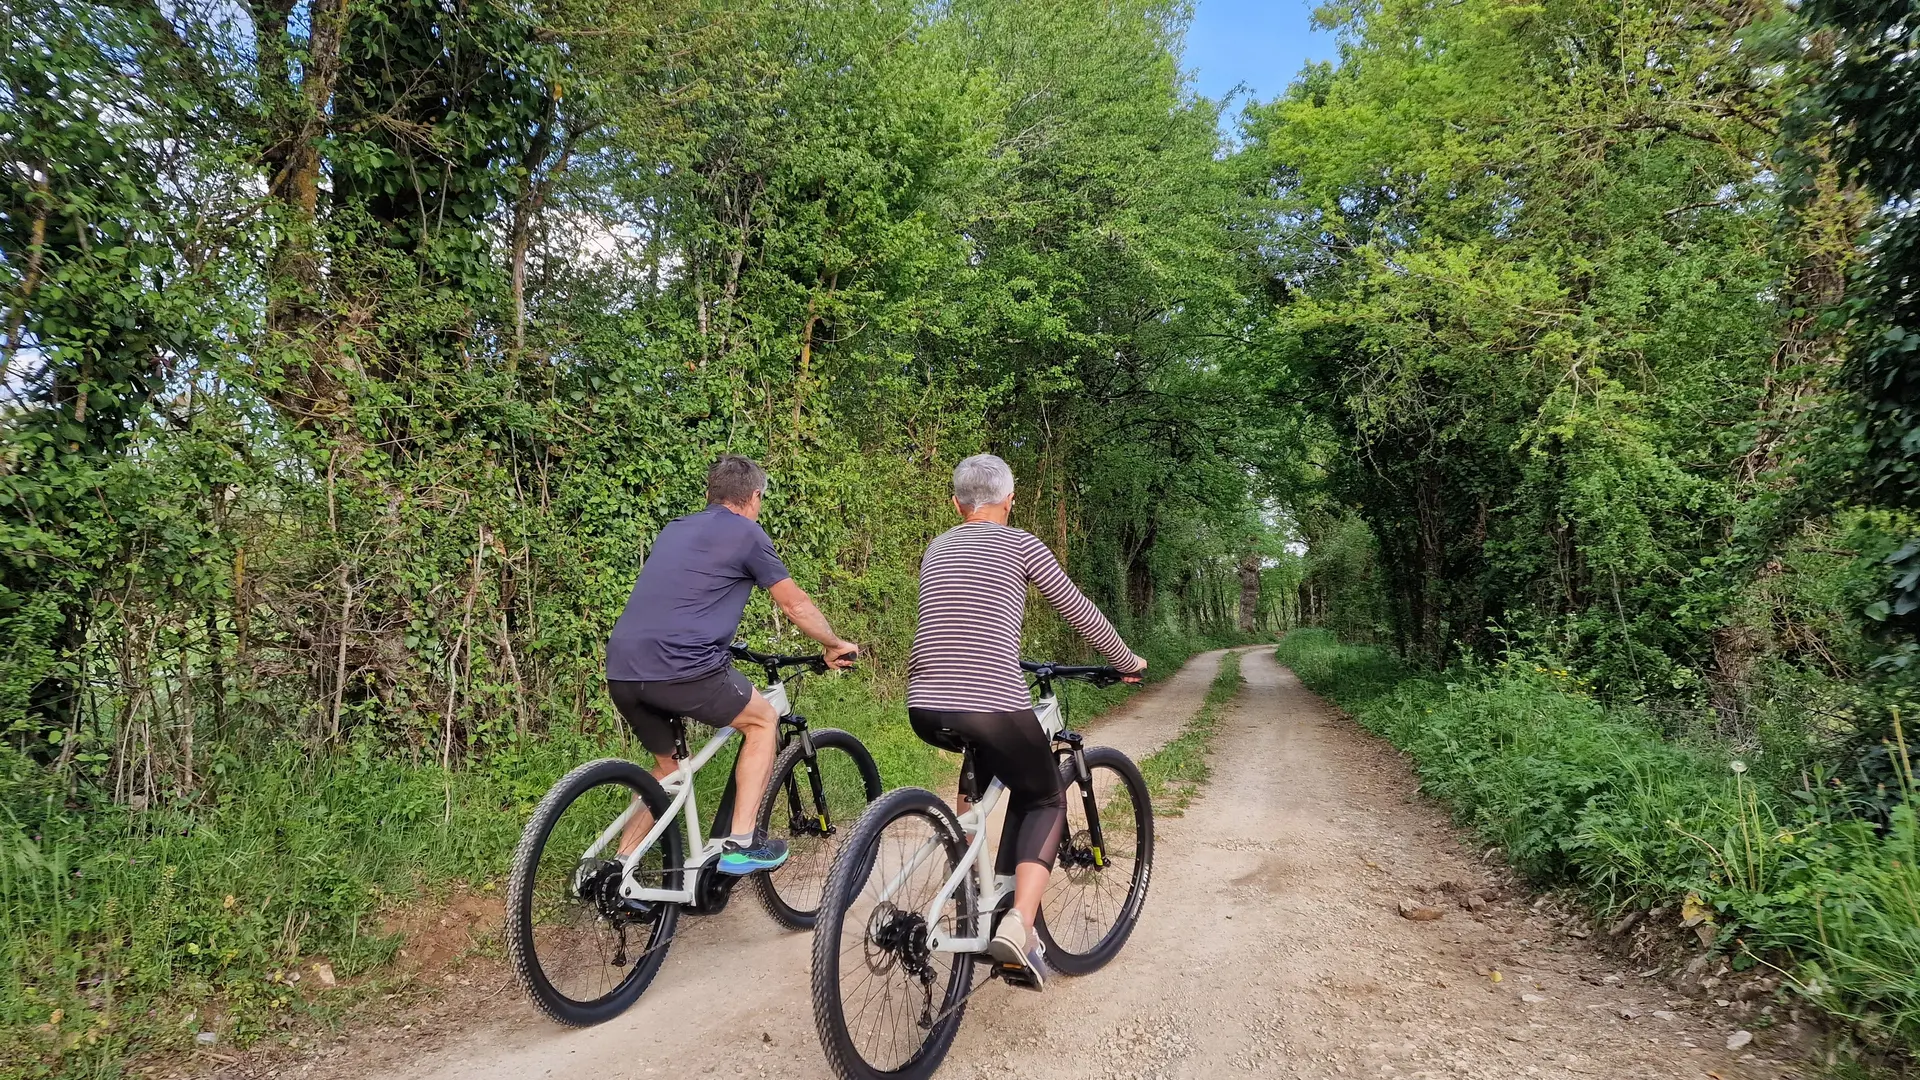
[953,454,1015,512]
[707,454,768,507]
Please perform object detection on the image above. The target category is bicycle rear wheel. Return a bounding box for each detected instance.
[811,787,976,1080]
[1034,745,1153,975]
[757,728,884,930]
[505,758,683,1026]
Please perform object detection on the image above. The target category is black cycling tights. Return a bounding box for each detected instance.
[907,708,1065,876]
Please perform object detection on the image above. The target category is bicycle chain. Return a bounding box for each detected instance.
[917,960,994,1030]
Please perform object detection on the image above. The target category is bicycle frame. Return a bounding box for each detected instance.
[572,681,794,906]
[873,693,1066,956]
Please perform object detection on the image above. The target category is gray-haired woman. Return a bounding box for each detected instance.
[906,453,1147,989]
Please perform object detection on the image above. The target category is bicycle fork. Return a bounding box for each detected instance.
[1055,729,1109,869]
[781,720,834,835]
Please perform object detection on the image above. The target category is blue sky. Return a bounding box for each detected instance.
[1181,0,1339,115]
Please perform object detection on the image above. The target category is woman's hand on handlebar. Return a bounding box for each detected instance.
[1122,653,1147,683]
[825,640,860,669]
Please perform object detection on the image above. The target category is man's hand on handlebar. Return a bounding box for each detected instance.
[825,640,860,670]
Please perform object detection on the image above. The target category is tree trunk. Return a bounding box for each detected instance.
[1237,552,1261,633]
[1123,517,1157,625]
[1413,464,1446,665]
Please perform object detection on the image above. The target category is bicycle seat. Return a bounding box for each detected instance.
[916,724,971,755]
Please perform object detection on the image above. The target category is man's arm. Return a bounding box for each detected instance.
[768,578,859,668]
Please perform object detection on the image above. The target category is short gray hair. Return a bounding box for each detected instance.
[953,454,1015,511]
[707,454,768,506]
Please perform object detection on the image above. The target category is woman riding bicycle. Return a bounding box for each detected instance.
[907,453,1146,989]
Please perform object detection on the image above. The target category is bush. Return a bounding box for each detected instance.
[1275,629,1920,1053]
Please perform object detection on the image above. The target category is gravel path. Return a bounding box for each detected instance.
[939,649,1800,1080]
[224,647,1809,1080]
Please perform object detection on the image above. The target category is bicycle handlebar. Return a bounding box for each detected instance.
[1020,660,1132,688]
[730,642,843,674]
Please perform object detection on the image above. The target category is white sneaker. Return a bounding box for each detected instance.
[988,911,1046,991]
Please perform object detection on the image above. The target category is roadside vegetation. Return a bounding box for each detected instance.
[1278,631,1920,1053]
[1139,650,1245,817]
[1241,0,1920,1058]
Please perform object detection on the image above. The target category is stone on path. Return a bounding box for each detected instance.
[1398,898,1446,921]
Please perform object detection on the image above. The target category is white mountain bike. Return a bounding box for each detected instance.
[506,644,882,1026]
[809,661,1154,1080]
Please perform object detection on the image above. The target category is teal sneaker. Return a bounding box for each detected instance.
[717,836,789,875]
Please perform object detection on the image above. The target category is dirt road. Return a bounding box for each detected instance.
[267,648,1806,1080]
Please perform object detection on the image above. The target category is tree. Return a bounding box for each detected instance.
[1798,0,1920,636]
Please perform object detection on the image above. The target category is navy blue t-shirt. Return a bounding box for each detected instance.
[607,505,792,682]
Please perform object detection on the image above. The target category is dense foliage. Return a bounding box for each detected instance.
[0,0,1287,1071]
[1,0,1278,785]
[1797,0,1920,637]
[1240,0,1920,1058]
[1230,0,1910,766]
[8,0,1920,1069]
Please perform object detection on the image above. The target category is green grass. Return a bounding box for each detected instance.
[1275,628,1920,1056]
[1138,649,1244,817]
[0,627,1237,1079]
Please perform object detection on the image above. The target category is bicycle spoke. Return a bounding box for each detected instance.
[832,808,966,1073]
[764,742,874,919]
[1042,758,1143,957]
[524,778,671,1007]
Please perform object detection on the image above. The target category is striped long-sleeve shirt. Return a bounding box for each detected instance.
[907,520,1144,712]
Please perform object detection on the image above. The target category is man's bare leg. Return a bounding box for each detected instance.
[725,689,779,838]
[617,755,682,857]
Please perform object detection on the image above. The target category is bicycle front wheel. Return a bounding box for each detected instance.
[811,787,975,1080]
[757,728,884,930]
[505,758,684,1026]
[1035,745,1153,975]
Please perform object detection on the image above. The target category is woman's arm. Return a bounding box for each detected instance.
[1021,533,1146,672]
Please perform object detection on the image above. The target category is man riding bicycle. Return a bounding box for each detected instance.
[606,454,858,875]
[906,453,1146,989]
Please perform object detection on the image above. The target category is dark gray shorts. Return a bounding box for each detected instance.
[608,666,754,757]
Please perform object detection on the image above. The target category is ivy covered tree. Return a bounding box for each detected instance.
[1,0,1273,798]
[1799,0,1920,635]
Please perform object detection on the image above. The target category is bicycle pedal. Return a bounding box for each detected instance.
[993,959,1044,992]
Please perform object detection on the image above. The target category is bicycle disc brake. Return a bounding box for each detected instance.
[1060,828,1104,879]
